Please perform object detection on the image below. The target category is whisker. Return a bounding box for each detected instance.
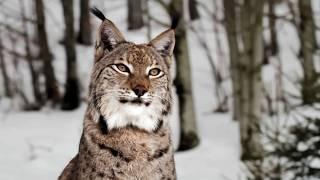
[151,94,172,103]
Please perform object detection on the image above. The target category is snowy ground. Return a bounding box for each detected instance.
[0,0,244,179]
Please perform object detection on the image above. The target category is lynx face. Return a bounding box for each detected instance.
[90,17,175,132]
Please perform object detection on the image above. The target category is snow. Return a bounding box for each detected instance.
[0,107,83,179]
[0,0,242,179]
[175,114,241,180]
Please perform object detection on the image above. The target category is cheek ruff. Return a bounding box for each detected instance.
[99,98,163,132]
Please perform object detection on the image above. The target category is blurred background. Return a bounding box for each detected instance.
[0,0,320,179]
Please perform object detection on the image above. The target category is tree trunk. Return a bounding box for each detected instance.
[223,0,241,121]
[61,0,80,110]
[212,0,228,112]
[269,0,278,56]
[77,0,92,45]
[35,0,60,104]
[188,0,199,20]
[238,0,264,161]
[21,0,43,107]
[127,0,144,30]
[0,32,12,98]
[169,0,200,151]
[298,0,317,104]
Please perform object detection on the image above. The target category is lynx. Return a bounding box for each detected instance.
[58,8,176,180]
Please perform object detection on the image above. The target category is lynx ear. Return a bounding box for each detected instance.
[98,20,125,51]
[149,29,175,58]
[91,8,126,60]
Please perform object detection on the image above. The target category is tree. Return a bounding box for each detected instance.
[35,0,60,104]
[223,0,240,120]
[21,0,43,107]
[61,0,80,110]
[238,0,264,160]
[77,0,92,45]
[298,0,318,104]
[168,0,200,151]
[277,117,320,179]
[224,0,264,160]
[268,0,278,56]
[188,0,199,20]
[127,0,144,30]
[0,30,12,98]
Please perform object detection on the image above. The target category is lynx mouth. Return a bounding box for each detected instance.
[131,98,143,104]
[119,98,150,106]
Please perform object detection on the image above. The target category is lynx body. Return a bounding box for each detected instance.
[58,8,176,180]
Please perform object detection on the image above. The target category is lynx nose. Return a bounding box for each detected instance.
[133,85,147,97]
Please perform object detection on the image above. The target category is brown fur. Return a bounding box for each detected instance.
[59,9,176,180]
[59,106,175,180]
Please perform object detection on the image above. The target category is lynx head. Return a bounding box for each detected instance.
[90,8,175,132]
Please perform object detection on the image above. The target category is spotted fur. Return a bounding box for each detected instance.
[59,8,176,180]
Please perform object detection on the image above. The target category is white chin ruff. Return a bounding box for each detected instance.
[102,103,159,132]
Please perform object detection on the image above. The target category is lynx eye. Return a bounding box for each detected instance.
[113,64,130,73]
[149,68,162,77]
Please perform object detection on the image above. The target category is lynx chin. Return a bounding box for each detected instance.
[58,7,177,180]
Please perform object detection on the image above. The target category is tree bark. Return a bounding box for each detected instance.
[61,0,80,110]
[169,0,200,151]
[127,0,144,30]
[238,0,264,160]
[268,0,278,56]
[21,0,43,107]
[35,0,60,104]
[188,0,199,20]
[298,0,317,104]
[223,0,241,120]
[0,32,12,98]
[77,0,92,45]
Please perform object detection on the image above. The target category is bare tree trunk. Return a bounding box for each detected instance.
[268,0,278,56]
[169,0,200,151]
[35,0,60,104]
[188,0,199,20]
[0,32,12,98]
[212,0,228,112]
[127,0,144,30]
[21,0,43,107]
[298,0,317,104]
[238,0,264,161]
[77,0,92,45]
[61,0,80,110]
[223,0,241,120]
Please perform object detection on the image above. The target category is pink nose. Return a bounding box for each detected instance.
[132,85,147,97]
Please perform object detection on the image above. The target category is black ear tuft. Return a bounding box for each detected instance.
[93,9,126,59]
[170,12,180,29]
[90,7,106,21]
